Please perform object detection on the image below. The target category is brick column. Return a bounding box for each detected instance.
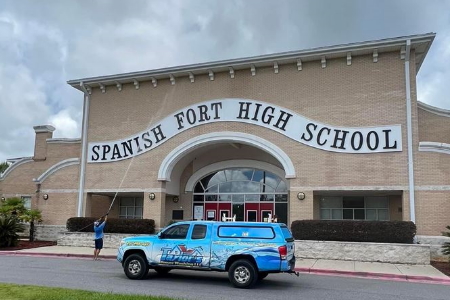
[144,191,166,230]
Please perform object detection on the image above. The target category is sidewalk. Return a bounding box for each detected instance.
[1,246,449,284]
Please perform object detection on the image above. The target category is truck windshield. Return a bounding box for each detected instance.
[281,226,294,242]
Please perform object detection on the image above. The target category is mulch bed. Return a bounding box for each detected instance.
[0,240,56,251]
[431,261,450,277]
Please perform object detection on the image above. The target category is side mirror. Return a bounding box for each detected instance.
[157,232,163,239]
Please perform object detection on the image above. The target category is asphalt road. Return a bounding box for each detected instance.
[0,256,448,300]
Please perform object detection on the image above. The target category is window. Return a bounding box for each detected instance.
[192,225,207,239]
[320,196,390,221]
[21,196,31,210]
[119,197,143,219]
[172,210,184,220]
[218,226,275,239]
[162,224,190,239]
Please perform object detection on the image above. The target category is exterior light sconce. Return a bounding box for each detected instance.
[1,197,5,201]
[149,193,156,200]
[297,192,305,200]
[43,194,49,200]
[173,196,179,203]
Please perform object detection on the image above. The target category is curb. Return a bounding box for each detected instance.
[0,251,116,260]
[294,267,450,285]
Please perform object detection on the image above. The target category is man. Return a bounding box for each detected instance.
[93,215,107,260]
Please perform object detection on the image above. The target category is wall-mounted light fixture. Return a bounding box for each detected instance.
[173,196,179,203]
[1,197,5,201]
[149,192,156,200]
[43,194,49,200]
[297,192,305,200]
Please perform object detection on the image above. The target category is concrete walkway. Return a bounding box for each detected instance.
[1,246,449,284]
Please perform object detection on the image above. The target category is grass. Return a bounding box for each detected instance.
[0,283,180,300]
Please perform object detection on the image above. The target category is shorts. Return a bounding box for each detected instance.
[94,238,103,249]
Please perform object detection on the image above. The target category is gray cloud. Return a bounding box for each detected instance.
[0,0,449,162]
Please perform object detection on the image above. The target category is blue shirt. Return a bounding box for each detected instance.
[94,221,106,240]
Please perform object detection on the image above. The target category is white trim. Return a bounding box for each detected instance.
[47,138,81,144]
[415,185,450,191]
[78,84,90,217]
[290,186,408,191]
[158,132,296,182]
[34,158,80,184]
[419,142,450,154]
[0,157,33,181]
[404,39,416,223]
[41,189,78,193]
[86,188,166,193]
[33,125,55,133]
[418,102,450,118]
[185,160,288,192]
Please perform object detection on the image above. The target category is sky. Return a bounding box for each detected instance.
[0,0,449,163]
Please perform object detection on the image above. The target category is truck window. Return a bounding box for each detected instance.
[218,226,275,239]
[280,225,294,242]
[162,224,190,239]
[191,224,207,239]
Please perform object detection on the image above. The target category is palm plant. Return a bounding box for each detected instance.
[0,215,25,247]
[22,209,43,242]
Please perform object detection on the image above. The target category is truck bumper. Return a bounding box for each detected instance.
[281,256,296,272]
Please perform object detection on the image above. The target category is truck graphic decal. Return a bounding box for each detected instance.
[160,245,203,266]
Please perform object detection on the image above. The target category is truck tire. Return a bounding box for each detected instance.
[228,259,258,288]
[154,267,172,275]
[124,254,149,280]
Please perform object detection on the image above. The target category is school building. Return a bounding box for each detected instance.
[1,32,449,240]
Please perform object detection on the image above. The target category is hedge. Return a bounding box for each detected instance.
[66,217,155,234]
[291,220,416,244]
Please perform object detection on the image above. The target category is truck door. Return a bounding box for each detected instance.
[187,223,211,269]
[151,223,191,267]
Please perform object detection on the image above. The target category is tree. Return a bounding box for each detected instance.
[0,161,9,174]
[0,197,42,242]
[442,225,450,261]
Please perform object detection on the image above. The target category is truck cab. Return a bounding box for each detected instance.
[117,221,296,288]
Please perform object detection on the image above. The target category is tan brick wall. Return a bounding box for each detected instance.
[415,191,450,235]
[35,192,77,225]
[418,109,450,144]
[33,131,53,160]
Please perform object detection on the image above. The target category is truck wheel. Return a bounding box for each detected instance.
[228,259,258,288]
[154,267,172,276]
[124,254,148,280]
[258,272,269,280]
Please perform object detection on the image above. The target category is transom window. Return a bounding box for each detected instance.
[194,168,288,201]
[119,197,143,219]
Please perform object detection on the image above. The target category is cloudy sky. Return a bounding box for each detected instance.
[0,0,449,162]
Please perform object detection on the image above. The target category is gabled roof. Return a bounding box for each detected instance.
[68,33,435,92]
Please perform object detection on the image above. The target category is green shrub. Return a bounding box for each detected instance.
[442,225,450,261]
[290,220,416,244]
[0,216,25,247]
[66,217,155,234]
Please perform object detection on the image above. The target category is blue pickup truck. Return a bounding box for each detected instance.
[117,221,297,288]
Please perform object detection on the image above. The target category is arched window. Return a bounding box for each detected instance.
[193,168,288,223]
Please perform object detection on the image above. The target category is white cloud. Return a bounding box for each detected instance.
[0,0,450,163]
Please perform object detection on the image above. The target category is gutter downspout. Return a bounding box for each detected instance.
[77,82,90,217]
[404,39,416,223]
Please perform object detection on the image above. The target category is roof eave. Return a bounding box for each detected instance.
[67,33,436,92]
